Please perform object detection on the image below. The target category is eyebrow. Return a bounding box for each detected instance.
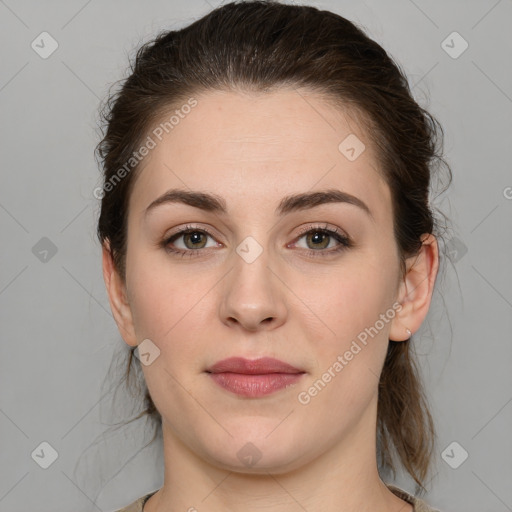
[144,188,373,220]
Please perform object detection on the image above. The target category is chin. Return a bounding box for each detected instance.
[200,426,310,474]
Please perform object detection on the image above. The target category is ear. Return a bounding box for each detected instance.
[102,240,138,347]
[389,233,439,342]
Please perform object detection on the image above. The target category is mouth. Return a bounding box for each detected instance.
[206,356,304,374]
[205,357,306,398]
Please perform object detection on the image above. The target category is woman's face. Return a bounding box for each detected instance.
[114,88,411,472]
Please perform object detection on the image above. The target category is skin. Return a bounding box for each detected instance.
[103,88,439,512]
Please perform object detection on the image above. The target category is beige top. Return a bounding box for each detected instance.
[114,484,441,512]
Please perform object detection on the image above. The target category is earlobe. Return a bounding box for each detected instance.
[101,241,138,347]
[389,234,439,342]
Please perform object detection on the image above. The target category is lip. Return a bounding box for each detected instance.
[205,357,305,398]
[206,357,304,374]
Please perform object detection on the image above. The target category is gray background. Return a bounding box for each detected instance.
[1,0,511,511]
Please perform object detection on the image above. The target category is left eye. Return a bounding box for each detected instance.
[299,230,335,249]
[294,228,348,251]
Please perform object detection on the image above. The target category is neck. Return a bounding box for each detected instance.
[145,396,412,512]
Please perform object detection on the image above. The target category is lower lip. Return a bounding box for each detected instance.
[208,372,304,397]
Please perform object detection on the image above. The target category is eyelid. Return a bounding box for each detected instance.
[164,224,221,247]
[294,223,348,239]
[165,223,219,241]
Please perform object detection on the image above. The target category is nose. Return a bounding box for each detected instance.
[219,245,288,332]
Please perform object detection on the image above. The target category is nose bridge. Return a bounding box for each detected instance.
[219,235,287,330]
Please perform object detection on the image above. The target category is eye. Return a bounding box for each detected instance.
[291,224,352,257]
[162,225,220,257]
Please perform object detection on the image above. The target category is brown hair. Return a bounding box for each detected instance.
[95,0,451,494]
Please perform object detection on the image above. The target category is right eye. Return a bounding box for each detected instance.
[162,225,221,257]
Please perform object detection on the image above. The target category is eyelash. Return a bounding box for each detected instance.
[162,223,353,259]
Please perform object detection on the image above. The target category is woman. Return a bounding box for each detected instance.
[96,1,450,510]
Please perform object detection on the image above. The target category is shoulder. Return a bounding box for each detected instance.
[387,484,442,512]
[113,490,157,512]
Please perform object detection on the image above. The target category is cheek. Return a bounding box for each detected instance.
[302,262,394,337]
[126,252,203,343]
[296,275,394,432]
[299,254,398,388]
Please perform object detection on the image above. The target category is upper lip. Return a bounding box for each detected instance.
[206,357,304,374]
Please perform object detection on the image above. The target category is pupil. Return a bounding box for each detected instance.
[308,231,328,249]
[309,231,330,249]
[186,231,205,248]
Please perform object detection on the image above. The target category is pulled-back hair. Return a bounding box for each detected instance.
[95,0,451,493]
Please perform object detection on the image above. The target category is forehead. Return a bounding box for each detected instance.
[129,88,391,222]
